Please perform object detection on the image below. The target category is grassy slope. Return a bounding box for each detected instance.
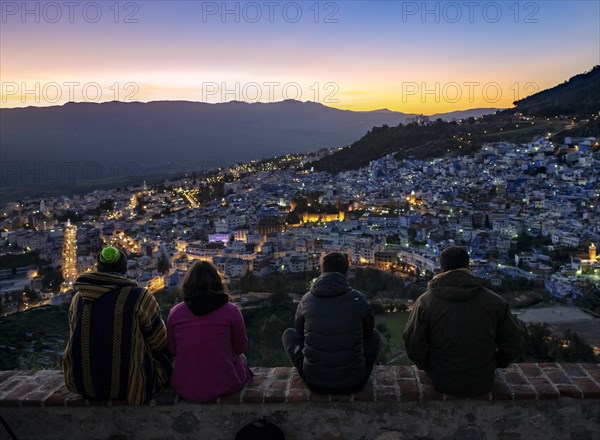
[376,311,411,365]
[0,304,69,370]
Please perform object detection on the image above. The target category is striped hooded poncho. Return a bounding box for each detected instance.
[63,272,172,404]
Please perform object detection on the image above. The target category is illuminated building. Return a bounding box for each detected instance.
[109,230,141,254]
[580,243,600,276]
[146,275,165,293]
[375,251,398,270]
[61,220,78,292]
[301,211,345,223]
[406,191,423,207]
[258,216,285,237]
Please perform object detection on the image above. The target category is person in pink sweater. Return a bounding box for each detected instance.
[167,261,252,402]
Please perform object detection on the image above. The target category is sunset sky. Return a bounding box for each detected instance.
[1,0,599,114]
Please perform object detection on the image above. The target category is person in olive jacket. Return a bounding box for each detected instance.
[403,246,522,397]
[282,252,380,393]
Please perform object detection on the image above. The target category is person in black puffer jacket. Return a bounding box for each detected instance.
[282,252,380,393]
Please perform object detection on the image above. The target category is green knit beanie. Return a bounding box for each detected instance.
[97,246,127,274]
[99,246,121,264]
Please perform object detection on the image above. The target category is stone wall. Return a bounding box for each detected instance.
[1,364,599,440]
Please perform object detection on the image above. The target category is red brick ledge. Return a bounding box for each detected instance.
[1,363,599,407]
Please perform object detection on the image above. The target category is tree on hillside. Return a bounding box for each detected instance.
[98,198,115,211]
[256,315,289,366]
[518,322,552,361]
[484,214,491,229]
[517,323,597,363]
[157,255,171,274]
[267,291,292,307]
[286,211,301,225]
[549,330,596,362]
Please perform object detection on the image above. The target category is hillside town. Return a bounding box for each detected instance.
[1,133,599,314]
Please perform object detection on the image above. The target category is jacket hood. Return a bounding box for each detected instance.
[309,272,353,298]
[184,290,230,316]
[74,272,138,300]
[427,268,485,301]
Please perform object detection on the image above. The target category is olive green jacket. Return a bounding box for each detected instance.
[404,269,522,397]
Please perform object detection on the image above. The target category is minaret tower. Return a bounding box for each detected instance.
[61,220,78,291]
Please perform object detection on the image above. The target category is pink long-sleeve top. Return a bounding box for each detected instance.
[167,301,251,402]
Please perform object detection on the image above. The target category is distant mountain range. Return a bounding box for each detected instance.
[313,66,600,173]
[0,100,499,200]
[3,66,597,202]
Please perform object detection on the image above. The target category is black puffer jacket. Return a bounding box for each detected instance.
[403,269,522,397]
[295,272,374,390]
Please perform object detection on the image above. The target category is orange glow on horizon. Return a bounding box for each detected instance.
[1,81,523,114]
[1,67,549,114]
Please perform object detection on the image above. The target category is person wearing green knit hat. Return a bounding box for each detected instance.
[64,245,172,404]
[97,245,127,274]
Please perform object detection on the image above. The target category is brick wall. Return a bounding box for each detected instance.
[1,364,600,439]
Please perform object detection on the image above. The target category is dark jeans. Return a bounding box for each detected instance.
[281,328,381,394]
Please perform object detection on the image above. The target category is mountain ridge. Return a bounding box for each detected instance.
[311,66,600,173]
[508,65,600,117]
[0,100,499,188]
